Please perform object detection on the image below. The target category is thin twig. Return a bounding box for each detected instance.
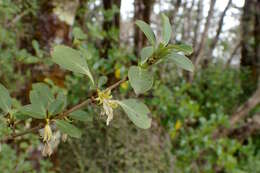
[56,98,93,120]
[105,77,128,92]
[1,124,43,142]
[6,11,29,28]
[1,77,128,142]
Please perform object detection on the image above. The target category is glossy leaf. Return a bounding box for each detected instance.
[140,46,154,65]
[161,14,171,45]
[55,120,82,138]
[117,99,152,129]
[0,84,12,114]
[167,52,194,72]
[128,66,153,95]
[135,20,156,45]
[52,45,94,85]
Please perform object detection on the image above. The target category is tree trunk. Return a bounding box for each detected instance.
[193,0,216,67]
[101,0,121,58]
[241,0,260,93]
[186,0,195,43]
[208,0,232,58]
[192,0,203,50]
[134,0,155,57]
[170,0,182,42]
[254,0,260,86]
[225,41,241,68]
[35,0,79,50]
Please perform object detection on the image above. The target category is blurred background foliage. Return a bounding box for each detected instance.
[0,0,260,172]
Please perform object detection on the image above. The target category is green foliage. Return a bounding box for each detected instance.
[20,104,46,119]
[69,110,93,122]
[140,46,154,65]
[167,52,194,72]
[0,4,258,172]
[55,119,82,138]
[135,20,156,45]
[161,13,172,45]
[0,144,54,173]
[20,83,67,119]
[0,84,12,114]
[128,66,153,95]
[117,99,152,129]
[52,45,94,85]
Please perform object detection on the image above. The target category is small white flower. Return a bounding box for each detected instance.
[96,89,118,126]
[42,142,53,157]
[61,133,68,142]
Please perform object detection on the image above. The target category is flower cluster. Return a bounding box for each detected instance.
[42,119,53,156]
[96,89,118,125]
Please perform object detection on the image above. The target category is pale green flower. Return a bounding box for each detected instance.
[96,89,118,125]
[43,119,52,142]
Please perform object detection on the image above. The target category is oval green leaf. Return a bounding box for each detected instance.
[48,99,64,116]
[140,46,154,65]
[167,52,194,72]
[52,45,94,85]
[135,20,156,45]
[161,14,171,45]
[69,110,93,122]
[128,66,153,95]
[19,104,46,119]
[55,120,82,138]
[117,99,152,129]
[168,44,193,55]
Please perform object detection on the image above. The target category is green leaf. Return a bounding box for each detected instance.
[69,110,93,122]
[48,99,64,116]
[0,84,12,114]
[57,90,67,109]
[30,83,54,109]
[117,99,151,129]
[19,104,46,119]
[135,20,156,45]
[72,27,87,40]
[55,120,82,138]
[52,45,94,85]
[98,76,108,88]
[128,66,153,95]
[161,14,171,45]
[167,52,194,72]
[168,44,193,55]
[140,46,154,65]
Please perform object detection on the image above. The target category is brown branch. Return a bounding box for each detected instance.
[229,87,260,126]
[6,10,29,28]
[105,77,128,92]
[213,87,260,139]
[208,0,233,57]
[1,124,44,142]
[193,0,216,67]
[192,0,203,49]
[225,41,241,68]
[1,77,128,142]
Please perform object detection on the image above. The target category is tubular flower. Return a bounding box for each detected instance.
[42,142,53,157]
[61,133,68,142]
[43,119,52,142]
[96,89,118,125]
